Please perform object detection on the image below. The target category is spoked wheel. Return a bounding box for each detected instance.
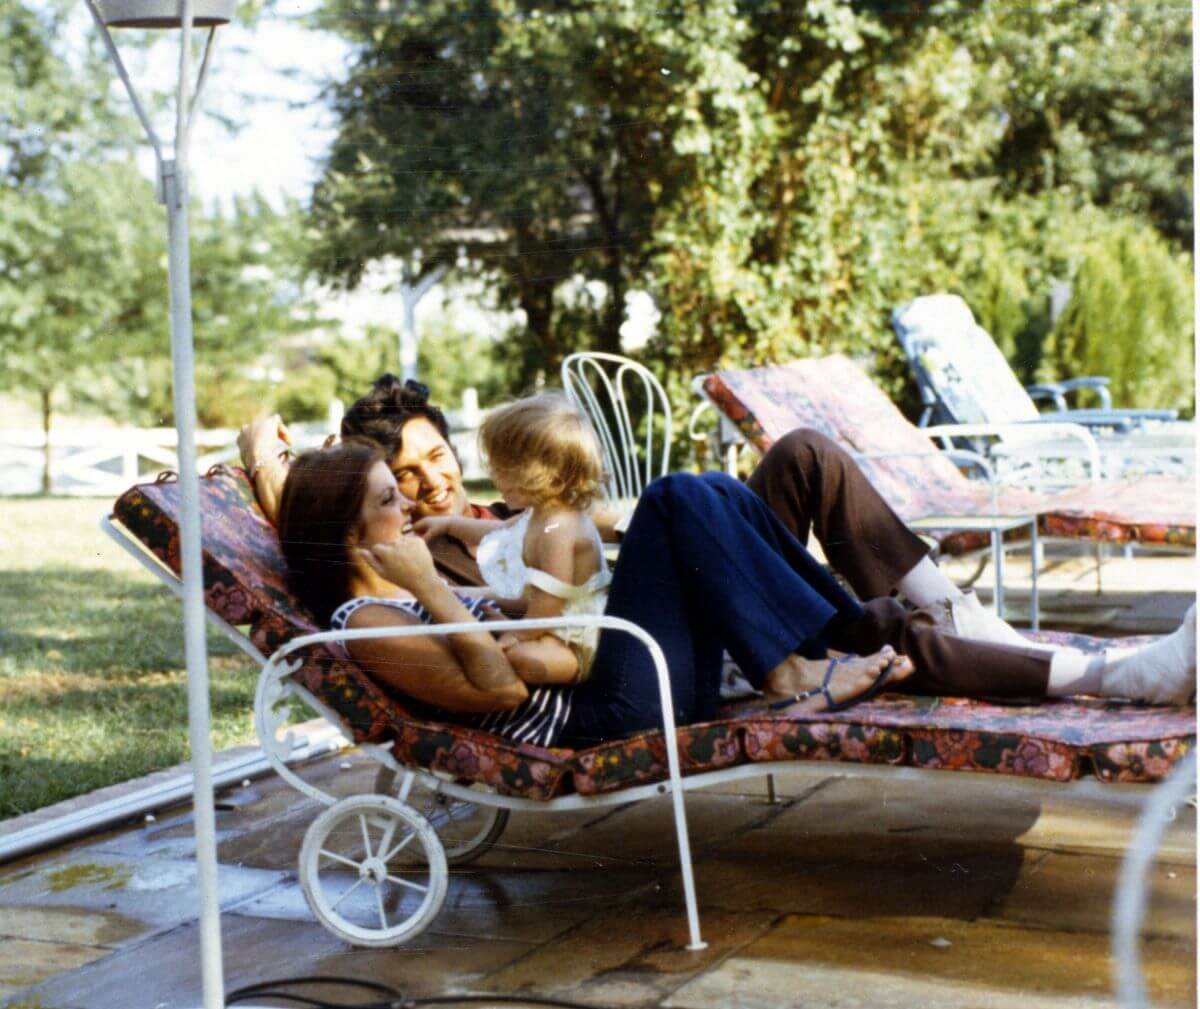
[299,795,447,947]
[375,766,509,866]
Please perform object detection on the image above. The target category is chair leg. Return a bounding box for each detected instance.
[766,774,778,805]
[1029,523,1040,632]
[992,529,1005,620]
[1094,541,1104,594]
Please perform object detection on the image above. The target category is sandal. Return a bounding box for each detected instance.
[768,654,896,713]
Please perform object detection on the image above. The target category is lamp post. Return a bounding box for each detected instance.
[81,2,232,1006]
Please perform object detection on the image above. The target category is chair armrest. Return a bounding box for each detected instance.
[1025,383,1069,412]
[1039,408,1178,431]
[1056,377,1113,411]
[1026,377,1113,411]
[923,421,1101,483]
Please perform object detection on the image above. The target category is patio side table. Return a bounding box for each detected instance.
[908,514,1040,630]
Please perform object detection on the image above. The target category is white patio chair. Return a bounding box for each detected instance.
[561,352,672,506]
[893,293,1193,492]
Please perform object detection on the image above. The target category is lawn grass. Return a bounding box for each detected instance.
[0,497,259,818]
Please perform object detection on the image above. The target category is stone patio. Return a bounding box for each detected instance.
[0,550,1195,1009]
[1,756,1194,1009]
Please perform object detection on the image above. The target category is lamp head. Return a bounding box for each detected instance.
[94,0,234,28]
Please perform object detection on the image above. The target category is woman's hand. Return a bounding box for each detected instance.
[360,538,438,590]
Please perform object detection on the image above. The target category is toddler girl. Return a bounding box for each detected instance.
[415,392,610,684]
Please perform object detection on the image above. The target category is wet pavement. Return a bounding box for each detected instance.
[2,551,1195,1008]
[0,752,1194,1009]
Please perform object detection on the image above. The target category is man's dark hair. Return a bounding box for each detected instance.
[340,375,452,458]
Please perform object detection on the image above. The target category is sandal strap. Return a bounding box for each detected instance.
[768,656,853,711]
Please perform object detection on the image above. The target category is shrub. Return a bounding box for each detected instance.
[1046,223,1194,414]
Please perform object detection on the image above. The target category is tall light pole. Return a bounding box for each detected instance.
[82,2,232,1006]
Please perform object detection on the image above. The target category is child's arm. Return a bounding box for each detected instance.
[501,635,579,684]
[413,514,508,546]
[490,511,604,684]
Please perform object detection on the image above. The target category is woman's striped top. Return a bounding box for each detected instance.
[330,594,572,748]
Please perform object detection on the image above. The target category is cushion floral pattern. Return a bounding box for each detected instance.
[113,468,1193,797]
[703,356,1195,550]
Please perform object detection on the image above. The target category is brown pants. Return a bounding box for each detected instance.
[748,429,1051,698]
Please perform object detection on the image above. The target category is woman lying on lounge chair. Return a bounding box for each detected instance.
[276,440,1195,750]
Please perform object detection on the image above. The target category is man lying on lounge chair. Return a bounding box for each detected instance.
[239,375,1196,707]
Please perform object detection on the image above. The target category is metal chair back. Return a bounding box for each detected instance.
[561,352,672,503]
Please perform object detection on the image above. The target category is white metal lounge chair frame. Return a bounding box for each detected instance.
[100,511,710,949]
[100,507,1178,963]
[693,366,1193,600]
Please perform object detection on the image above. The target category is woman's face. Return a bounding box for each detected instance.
[355,461,416,549]
[387,418,469,519]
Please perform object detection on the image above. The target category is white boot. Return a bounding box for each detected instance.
[1100,603,1197,705]
[923,589,1042,650]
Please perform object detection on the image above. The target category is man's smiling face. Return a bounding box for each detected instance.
[387,417,470,519]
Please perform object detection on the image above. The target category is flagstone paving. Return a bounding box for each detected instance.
[0,554,1194,1008]
[0,753,1194,1009]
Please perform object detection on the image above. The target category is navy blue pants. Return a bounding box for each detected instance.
[559,472,864,747]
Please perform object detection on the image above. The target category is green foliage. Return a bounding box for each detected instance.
[311,0,1191,440]
[310,325,396,407]
[273,364,339,422]
[1048,223,1194,413]
[418,325,520,408]
[0,0,323,446]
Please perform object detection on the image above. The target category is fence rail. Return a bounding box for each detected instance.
[0,407,485,497]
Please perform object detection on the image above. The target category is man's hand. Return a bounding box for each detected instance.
[237,414,292,472]
[360,538,438,590]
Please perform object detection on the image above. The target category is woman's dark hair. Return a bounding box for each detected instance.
[340,375,452,459]
[278,440,383,625]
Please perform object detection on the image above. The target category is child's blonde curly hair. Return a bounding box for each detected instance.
[479,392,605,510]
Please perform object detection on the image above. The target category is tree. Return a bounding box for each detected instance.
[310,0,715,382]
[311,0,1193,430]
[0,0,324,490]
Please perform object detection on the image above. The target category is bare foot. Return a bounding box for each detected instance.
[765,647,914,712]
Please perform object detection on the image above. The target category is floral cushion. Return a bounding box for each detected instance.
[703,356,1195,550]
[113,470,1193,796]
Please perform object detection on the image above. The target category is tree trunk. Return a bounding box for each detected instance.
[519,280,558,363]
[40,386,53,496]
[598,255,625,356]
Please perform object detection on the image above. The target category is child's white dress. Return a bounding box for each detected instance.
[476,511,612,681]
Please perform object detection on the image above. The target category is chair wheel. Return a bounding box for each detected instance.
[299,794,447,947]
[375,766,510,866]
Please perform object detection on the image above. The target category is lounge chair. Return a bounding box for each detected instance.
[699,355,1195,567]
[893,293,1193,490]
[102,465,1194,949]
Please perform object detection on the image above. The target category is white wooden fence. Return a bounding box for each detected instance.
[0,396,486,497]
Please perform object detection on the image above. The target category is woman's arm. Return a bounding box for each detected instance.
[362,540,528,701]
[237,414,293,525]
[346,604,528,713]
